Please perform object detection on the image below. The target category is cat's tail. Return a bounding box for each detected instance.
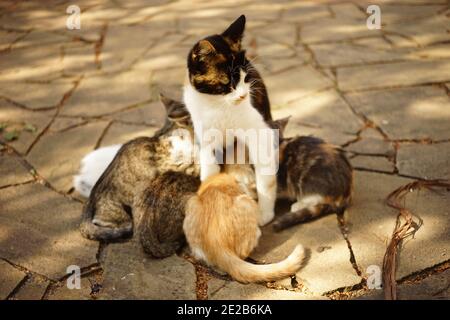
[217,245,305,283]
[79,201,132,241]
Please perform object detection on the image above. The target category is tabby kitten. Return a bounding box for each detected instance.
[183,173,305,283]
[79,95,198,241]
[184,15,277,226]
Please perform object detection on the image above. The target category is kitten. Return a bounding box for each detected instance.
[184,15,277,226]
[73,144,121,197]
[264,118,353,231]
[183,173,305,283]
[135,171,200,258]
[79,94,198,241]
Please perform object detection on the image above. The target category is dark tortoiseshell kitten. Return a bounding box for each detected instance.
[270,119,354,231]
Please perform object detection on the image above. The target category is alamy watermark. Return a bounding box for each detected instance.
[366,5,381,30]
[66,265,81,289]
[66,5,81,30]
[366,265,382,290]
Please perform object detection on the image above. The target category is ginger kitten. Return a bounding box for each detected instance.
[183,173,305,283]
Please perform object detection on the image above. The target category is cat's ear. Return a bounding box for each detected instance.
[222,15,246,50]
[160,93,190,122]
[271,116,291,134]
[192,40,216,61]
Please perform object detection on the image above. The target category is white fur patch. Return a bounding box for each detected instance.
[291,194,324,212]
[73,144,121,197]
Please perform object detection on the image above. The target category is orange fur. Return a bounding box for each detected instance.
[183,173,305,283]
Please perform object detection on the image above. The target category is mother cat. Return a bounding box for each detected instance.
[184,15,277,225]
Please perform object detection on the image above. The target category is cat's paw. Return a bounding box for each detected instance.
[258,210,275,226]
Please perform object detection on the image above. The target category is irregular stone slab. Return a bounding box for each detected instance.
[281,2,331,23]
[101,24,169,72]
[0,260,26,300]
[0,100,54,154]
[61,70,153,117]
[254,22,297,47]
[251,214,361,294]
[27,121,108,192]
[347,171,449,282]
[149,67,186,98]
[338,60,450,91]
[14,276,49,300]
[330,3,366,20]
[99,123,159,147]
[350,156,395,173]
[380,4,446,24]
[209,279,327,300]
[345,86,450,140]
[358,269,450,300]
[0,81,74,109]
[101,240,196,300]
[0,183,98,280]
[265,66,333,107]
[48,117,87,133]
[397,142,450,180]
[269,89,363,140]
[345,129,395,156]
[61,43,97,76]
[301,18,381,43]
[384,14,449,46]
[0,153,33,187]
[0,43,63,82]
[48,277,93,300]
[310,42,403,67]
[108,101,166,127]
[0,29,26,51]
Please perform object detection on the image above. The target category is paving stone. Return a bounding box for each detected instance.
[350,156,395,173]
[14,276,49,300]
[149,66,186,98]
[27,121,108,192]
[300,18,381,44]
[0,259,26,300]
[48,117,87,133]
[345,86,450,140]
[0,44,63,82]
[209,278,327,300]
[397,142,450,180]
[338,60,450,91]
[265,66,333,107]
[0,81,74,109]
[281,2,331,23]
[345,129,395,156]
[12,30,70,50]
[48,277,93,300]
[0,153,33,187]
[251,214,361,295]
[108,100,167,127]
[0,183,98,280]
[330,3,366,20]
[0,29,26,51]
[347,171,449,282]
[61,70,153,117]
[99,122,159,147]
[310,42,403,67]
[273,90,363,146]
[254,22,297,47]
[61,43,97,76]
[101,240,196,300]
[0,100,54,154]
[380,4,447,24]
[101,24,169,72]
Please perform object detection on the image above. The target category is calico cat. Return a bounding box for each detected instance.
[184,15,277,226]
[79,94,198,241]
[183,173,305,283]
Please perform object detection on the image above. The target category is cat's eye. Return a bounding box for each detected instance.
[244,74,251,83]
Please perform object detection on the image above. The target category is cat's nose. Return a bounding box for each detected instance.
[239,93,247,100]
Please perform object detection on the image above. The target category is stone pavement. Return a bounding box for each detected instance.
[0,0,449,300]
